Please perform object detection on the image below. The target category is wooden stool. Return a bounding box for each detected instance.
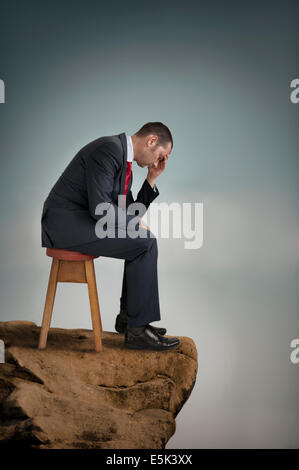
[38,248,103,352]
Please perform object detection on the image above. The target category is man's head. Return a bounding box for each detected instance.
[131,122,173,168]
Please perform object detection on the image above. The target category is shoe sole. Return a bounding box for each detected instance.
[124,341,179,351]
[116,325,167,335]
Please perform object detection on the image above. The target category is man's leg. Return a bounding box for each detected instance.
[116,262,129,331]
[126,236,160,327]
[67,230,160,327]
[119,261,128,314]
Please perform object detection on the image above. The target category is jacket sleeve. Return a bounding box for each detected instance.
[85,142,140,230]
[126,179,159,216]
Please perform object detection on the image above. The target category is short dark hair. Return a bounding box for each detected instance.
[135,122,173,150]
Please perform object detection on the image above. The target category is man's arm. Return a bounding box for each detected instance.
[85,142,140,229]
[127,178,159,213]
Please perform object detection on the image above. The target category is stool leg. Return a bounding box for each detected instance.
[38,258,60,349]
[85,259,102,352]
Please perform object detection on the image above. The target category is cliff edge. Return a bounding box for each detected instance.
[0,321,198,449]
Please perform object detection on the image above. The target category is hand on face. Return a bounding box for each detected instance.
[147,154,168,179]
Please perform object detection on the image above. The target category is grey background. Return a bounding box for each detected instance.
[0,0,298,448]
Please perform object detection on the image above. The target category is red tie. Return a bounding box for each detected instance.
[122,161,132,208]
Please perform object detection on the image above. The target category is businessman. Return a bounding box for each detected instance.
[41,122,179,351]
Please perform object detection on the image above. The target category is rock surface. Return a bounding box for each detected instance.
[0,321,198,449]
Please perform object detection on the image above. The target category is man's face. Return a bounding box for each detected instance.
[137,137,172,168]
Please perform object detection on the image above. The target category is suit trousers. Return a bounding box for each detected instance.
[67,227,161,327]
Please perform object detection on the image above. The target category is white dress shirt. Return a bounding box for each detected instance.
[126,134,157,192]
[126,134,134,163]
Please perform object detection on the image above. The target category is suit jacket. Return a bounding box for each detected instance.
[41,132,160,248]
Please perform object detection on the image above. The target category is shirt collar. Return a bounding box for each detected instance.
[126,134,134,163]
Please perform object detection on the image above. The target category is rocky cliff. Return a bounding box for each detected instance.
[0,321,198,449]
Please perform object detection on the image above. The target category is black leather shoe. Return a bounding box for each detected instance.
[115,313,167,335]
[124,325,180,351]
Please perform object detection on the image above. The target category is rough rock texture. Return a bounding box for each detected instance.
[0,321,198,449]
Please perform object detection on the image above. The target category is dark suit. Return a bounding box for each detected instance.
[41,132,161,327]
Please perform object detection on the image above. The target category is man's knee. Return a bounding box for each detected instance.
[137,231,157,252]
[147,232,158,253]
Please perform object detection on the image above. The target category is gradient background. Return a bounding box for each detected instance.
[0,0,298,448]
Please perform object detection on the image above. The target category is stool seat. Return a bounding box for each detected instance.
[46,247,98,261]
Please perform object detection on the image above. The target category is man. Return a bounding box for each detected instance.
[41,122,179,351]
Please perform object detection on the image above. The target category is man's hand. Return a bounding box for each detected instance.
[140,218,150,231]
[147,155,168,187]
